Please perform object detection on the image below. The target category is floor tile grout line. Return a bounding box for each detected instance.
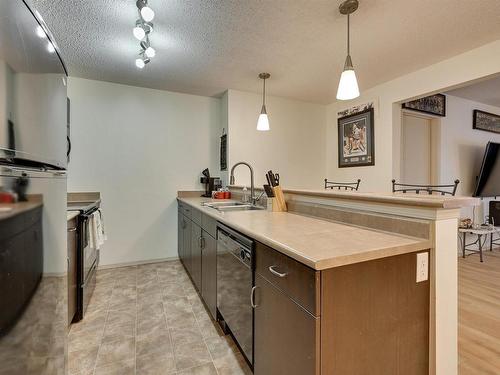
[91,278,115,375]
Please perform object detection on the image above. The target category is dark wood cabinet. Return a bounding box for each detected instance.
[178,210,185,266]
[67,217,78,326]
[178,202,217,319]
[254,273,320,375]
[201,230,216,318]
[183,216,192,276]
[191,223,202,291]
[0,207,43,334]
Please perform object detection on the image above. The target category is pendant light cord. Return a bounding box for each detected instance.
[347,14,350,56]
[263,78,266,106]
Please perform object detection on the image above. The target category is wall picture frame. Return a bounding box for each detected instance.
[338,108,375,168]
[402,94,446,117]
[473,109,500,134]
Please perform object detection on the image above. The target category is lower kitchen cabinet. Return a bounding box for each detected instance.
[177,202,217,320]
[178,210,185,266]
[254,273,320,375]
[201,231,216,318]
[191,223,202,291]
[183,215,192,276]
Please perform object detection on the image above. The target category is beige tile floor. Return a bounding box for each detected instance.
[68,261,252,375]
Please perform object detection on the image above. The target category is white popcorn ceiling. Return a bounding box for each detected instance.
[28,0,500,104]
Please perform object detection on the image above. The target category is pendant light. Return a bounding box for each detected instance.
[257,73,270,131]
[336,0,360,101]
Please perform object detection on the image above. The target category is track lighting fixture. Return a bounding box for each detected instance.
[133,1,156,67]
[136,0,155,22]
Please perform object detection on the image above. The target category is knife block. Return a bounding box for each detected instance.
[271,186,287,212]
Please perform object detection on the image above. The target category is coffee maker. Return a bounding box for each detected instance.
[200,168,220,197]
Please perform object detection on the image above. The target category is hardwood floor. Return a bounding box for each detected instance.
[458,248,500,374]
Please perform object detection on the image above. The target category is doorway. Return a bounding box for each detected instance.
[401,112,438,185]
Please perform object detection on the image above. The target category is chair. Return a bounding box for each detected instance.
[391,179,460,196]
[324,178,361,191]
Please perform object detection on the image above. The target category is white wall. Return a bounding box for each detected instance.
[227,89,326,189]
[67,77,220,266]
[326,39,500,192]
[438,95,500,219]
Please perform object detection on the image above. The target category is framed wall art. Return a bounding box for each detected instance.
[338,108,374,168]
[473,109,500,134]
[402,94,446,117]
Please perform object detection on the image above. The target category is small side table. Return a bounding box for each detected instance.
[458,226,499,262]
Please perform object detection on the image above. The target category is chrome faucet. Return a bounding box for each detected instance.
[229,162,262,205]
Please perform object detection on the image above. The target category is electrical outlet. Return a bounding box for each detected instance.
[416,252,429,283]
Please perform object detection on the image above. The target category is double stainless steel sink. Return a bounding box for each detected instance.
[202,201,265,212]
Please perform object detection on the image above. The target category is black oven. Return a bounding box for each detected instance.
[68,200,100,322]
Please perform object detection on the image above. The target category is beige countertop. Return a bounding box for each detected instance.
[67,211,79,221]
[178,197,432,270]
[0,201,43,221]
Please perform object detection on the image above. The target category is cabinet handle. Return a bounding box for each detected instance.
[269,265,288,278]
[201,237,206,249]
[198,236,203,249]
[250,286,258,308]
[67,227,77,232]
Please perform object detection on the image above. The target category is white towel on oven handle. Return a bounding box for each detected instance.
[89,209,106,249]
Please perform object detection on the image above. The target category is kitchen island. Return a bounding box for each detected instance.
[177,189,478,375]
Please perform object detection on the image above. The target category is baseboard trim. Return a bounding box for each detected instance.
[98,256,179,270]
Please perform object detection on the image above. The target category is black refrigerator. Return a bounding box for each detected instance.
[0,1,68,374]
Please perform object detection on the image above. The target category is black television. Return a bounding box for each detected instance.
[473,142,500,197]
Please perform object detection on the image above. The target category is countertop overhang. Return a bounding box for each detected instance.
[229,185,480,209]
[178,196,433,270]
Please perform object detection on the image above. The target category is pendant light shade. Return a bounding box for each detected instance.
[257,73,271,131]
[336,0,360,101]
[336,55,360,100]
[257,105,270,131]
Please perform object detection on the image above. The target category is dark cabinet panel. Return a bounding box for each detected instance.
[191,223,202,291]
[178,210,185,265]
[201,231,216,319]
[254,274,319,375]
[67,217,77,325]
[0,209,43,334]
[256,241,320,316]
[183,217,192,276]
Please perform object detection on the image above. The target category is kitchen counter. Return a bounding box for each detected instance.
[67,211,79,221]
[178,197,431,270]
[0,200,43,221]
[230,185,480,209]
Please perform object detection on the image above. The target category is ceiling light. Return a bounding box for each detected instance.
[257,73,271,131]
[137,0,155,22]
[133,25,145,40]
[141,6,155,22]
[135,58,145,69]
[36,25,46,38]
[336,0,360,101]
[145,46,156,58]
[47,41,55,53]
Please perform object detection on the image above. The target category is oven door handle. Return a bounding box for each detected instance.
[81,259,98,288]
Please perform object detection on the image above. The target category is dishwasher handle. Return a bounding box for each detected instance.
[250,286,258,308]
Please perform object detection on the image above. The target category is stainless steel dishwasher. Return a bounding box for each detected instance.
[216,223,254,365]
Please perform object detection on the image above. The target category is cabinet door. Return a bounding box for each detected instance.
[178,210,185,265]
[201,231,216,319]
[254,274,319,375]
[67,218,78,325]
[183,217,192,275]
[191,223,202,291]
[0,233,25,331]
